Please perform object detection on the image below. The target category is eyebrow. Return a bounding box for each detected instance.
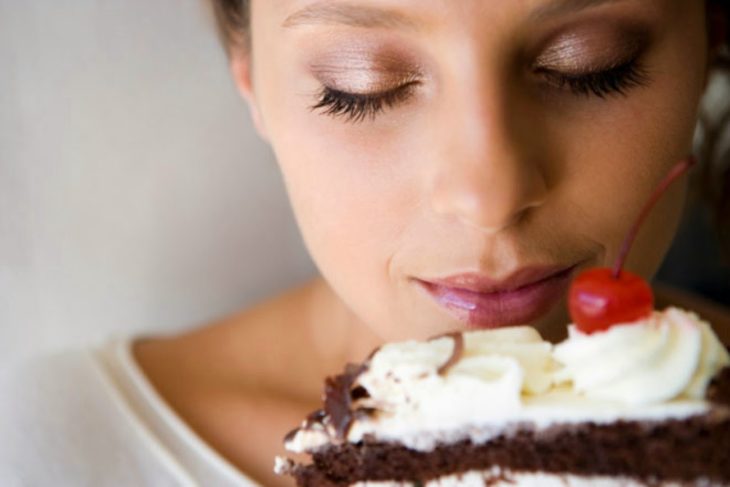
[282,0,624,30]
[529,0,623,21]
[282,2,419,30]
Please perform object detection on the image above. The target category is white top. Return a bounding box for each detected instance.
[0,340,260,487]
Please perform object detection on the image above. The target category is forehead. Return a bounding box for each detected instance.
[267,0,636,29]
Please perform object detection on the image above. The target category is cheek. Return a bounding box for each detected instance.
[552,22,705,275]
[534,1,708,277]
[265,102,425,316]
[278,143,406,264]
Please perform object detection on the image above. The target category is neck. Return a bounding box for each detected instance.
[306,277,384,369]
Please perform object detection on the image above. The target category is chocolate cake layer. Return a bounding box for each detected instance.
[287,406,730,486]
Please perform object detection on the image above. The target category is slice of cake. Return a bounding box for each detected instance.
[275,308,730,486]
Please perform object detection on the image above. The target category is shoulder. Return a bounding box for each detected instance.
[654,283,730,344]
[131,279,338,485]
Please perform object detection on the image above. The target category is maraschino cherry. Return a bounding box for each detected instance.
[568,157,697,334]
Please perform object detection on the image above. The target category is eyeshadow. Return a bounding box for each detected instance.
[533,23,651,74]
[308,45,422,93]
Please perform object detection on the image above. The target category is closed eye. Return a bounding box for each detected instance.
[535,58,650,98]
[310,81,420,123]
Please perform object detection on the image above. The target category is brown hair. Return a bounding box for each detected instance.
[209,0,730,256]
[700,0,730,258]
[210,0,250,55]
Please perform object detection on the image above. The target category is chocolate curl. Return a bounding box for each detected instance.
[323,363,366,439]
[436,332,465,376]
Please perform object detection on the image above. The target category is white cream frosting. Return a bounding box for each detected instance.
[285,308,729,453]
[553,308,730,406]
[354,327,553,428]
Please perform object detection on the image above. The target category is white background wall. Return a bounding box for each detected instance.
[0,1,316,362]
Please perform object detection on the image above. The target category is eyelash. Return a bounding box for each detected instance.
[311,58,648,123]
[536,58,649,98]
[311,82,419,123]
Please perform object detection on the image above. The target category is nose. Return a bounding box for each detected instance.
[429,81,547,234]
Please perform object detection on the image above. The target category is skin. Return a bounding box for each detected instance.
[134,1,730,485]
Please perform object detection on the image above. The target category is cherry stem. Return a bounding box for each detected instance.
[612,156,697,279]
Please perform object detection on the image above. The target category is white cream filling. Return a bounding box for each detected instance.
[275,458,718,486]
[287,395,710,452]
[352,468,718,487]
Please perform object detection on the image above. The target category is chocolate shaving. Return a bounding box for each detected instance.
[366,345,382,360]
[323,363,367,439]
[285,409,327,444]
[355,406,378,416]
[354,407,378,421]
[305,409,326,428]
[283,427,300,444]
[435,332,465,376]
[350,385,370,401]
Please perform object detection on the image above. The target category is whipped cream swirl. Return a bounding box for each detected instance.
[355,326,553,428]
[554,307,730,406]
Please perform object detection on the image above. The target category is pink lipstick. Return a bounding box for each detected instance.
[416,266,577,328]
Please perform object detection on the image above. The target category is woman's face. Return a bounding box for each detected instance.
[238,0,709,341]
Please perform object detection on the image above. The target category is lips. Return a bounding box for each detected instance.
[416,265,577,329]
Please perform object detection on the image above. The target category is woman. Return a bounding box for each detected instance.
[2,1,729,486]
